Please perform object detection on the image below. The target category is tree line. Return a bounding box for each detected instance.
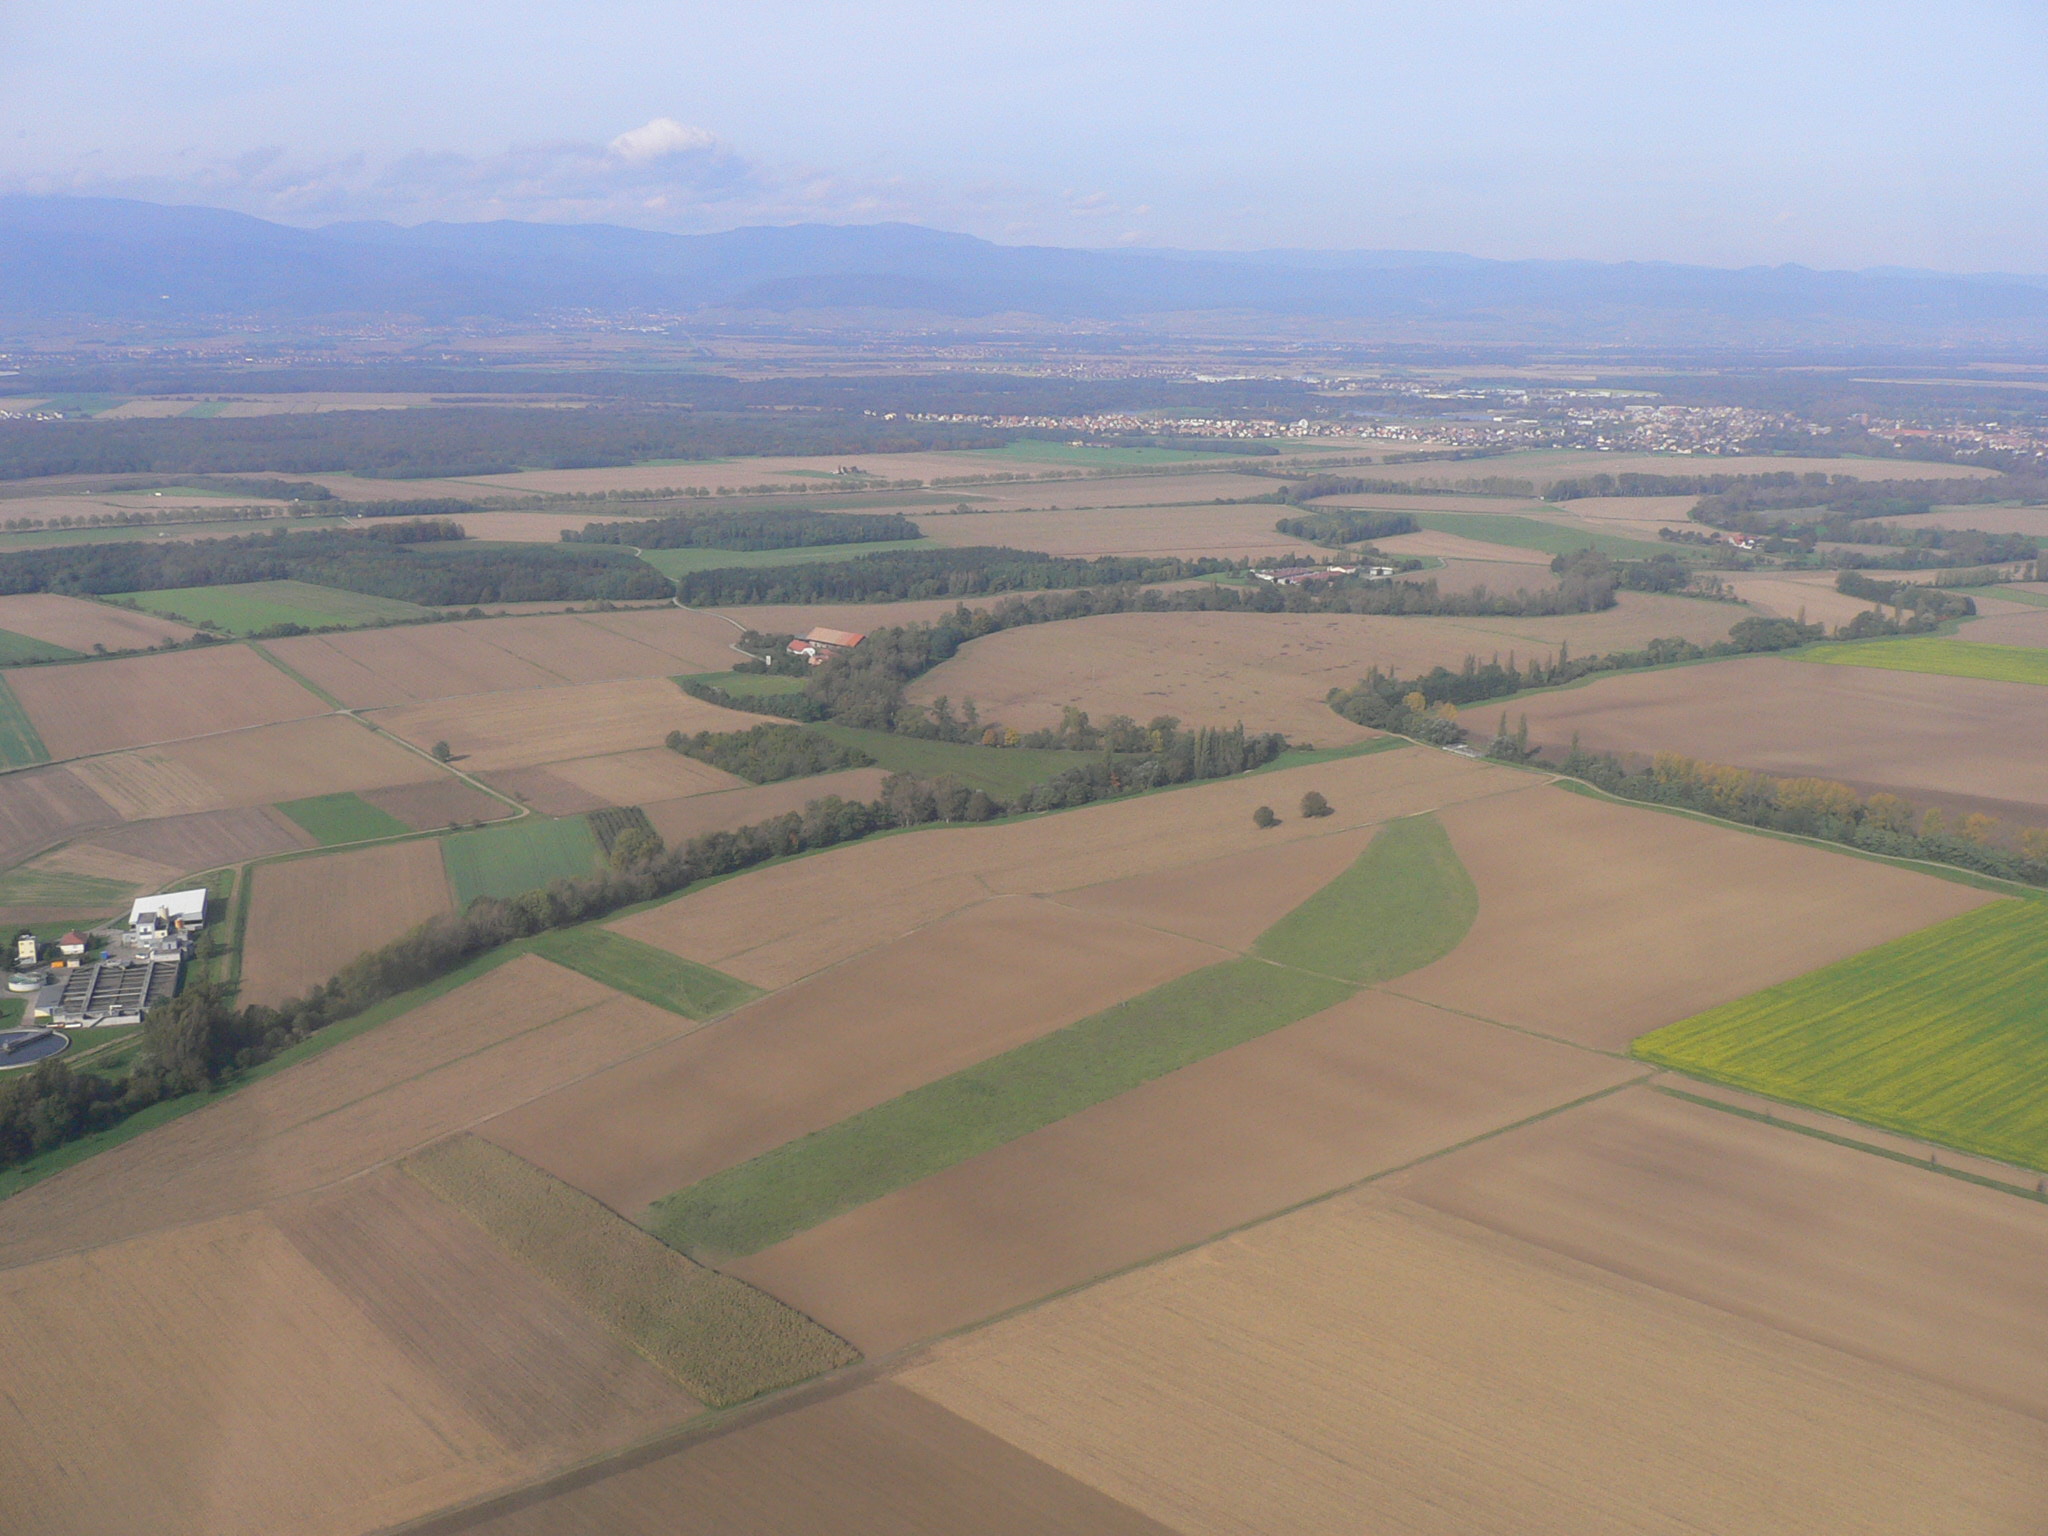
[567,507,920,551]
[0,521,673,605]
[666,723,875,783]
[672,546,1240,606]
[1273,508,1419,546]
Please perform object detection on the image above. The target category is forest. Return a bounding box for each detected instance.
[665,723,875,782]
[1273,508,1419,545]
[566,507,920,550]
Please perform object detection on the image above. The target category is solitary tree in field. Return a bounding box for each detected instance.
[1300,790,1332,818]
[1253,805,1279,829]
[431,740,454,763]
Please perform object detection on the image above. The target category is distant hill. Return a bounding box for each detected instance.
[5,194,2048,344]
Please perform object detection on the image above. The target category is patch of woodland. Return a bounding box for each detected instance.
[666,723,876,783]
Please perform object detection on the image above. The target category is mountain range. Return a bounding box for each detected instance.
[5,195,2048,345]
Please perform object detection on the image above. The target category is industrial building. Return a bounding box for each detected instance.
[34,955,181,1028]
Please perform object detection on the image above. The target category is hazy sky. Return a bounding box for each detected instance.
[4,0,2044,269]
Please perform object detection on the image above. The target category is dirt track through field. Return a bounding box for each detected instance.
[482,897,1228,1213]
[903,1190,2048,1535]
[1510,654,2048,818]
[239,840,455,1005]
[731,993,1644,1352]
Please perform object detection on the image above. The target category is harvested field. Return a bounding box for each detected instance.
[361,777,513,831]
[480,765,611,815]
[1721,570,1881,628]
[1397,783,1991,1049]
[0,1209,521,1536]
[547,746,747,805]
[1635,900,2048,1168]
[1551,495,1704,536]
[1512,655,2048,818]
[374,677,756,773]
[612,747,1505,988]
[0,841,179,919]
[444,1382,1175,1536]
[904,1191,2048,1536]
[275,1170,695,1457]
[80,804,313,869]
[642,767,893,846]
[0,765,118,870]
[1396,1085,2048,1423]
[1911,503,2048,534]
[485,897,1228,1214]
[406,1135,855,1406]
[1374,529,1559,565]
[67,714,437,819]
[1427,557,1563,594]
[914,502,1319,560]
[240,839,453,1004]
[905,596,1742,741]
[447,510,619,542]
[6,644,328,759]
[1962,606,2048,646]
[733,995,1644,1352]
[0,957,690,1271]
[0,593,195,650]
[266,612,736,707]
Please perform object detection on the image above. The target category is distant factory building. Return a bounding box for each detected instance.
[130,889,209,937]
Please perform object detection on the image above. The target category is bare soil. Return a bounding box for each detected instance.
[547,747,747,805]
[445,1382,1172,1536]
[1394,1085,2048,1424]
[0,957,689,1271]
[67,714,438,819]
[903,1190,2048,1535]
[372,677,758,774]
[0,593,196,650]
[239,839,455,1005]
[0,765,118,869]
[1510,655,2048,818]
[1961,608,2048,648]
[361,777,514,831]
[731,993,1645,1352]
[8,644,329,759]
[482,896,1227,1214]
[1398,782,1992,1049]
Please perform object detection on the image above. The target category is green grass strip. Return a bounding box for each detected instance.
[1635,899,2048,1172]
[443,816,601,906]
[0,629,82,665]
[649,957,1354,1259]
[529,926,761,1020]
[1254,814,1477,982]
[1796,636,2048,687]
[674,671,811,698]
[0,676,50,769]
[405,1135,857,1406]
[274,790,412,846]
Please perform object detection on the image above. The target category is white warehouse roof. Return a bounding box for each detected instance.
[129,889,208,928]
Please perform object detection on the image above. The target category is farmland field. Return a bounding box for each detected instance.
[0,677,50,768]
[125,579,433,633]
[405,1134,856,1406]
[0,628,80,664]
[1635,899,2048,1169]
[442,815,599,904]
[1408,510,1676,560]
[239,838,453,1004]
[635,537,936,577]
[527,928,760,1019]
[641,766,892,846]
[913,500,1318,560]
[0,593,196,651]
[274,788,413,844]
[5,643,329,759]
[1799,635,2048,686]
[811,723,1092,798]
[375,675,755,772]
[645,817,1471,1259]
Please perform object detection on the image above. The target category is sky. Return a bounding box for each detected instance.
[3,0,2045,271]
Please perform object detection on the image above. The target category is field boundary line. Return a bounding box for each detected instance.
[1650,1082,2048,1204]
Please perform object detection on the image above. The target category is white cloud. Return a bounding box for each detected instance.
[608,118,720,162]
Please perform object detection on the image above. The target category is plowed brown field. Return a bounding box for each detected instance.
[445,1382,1173,1536]
[1962,608,2048,648]
[0,957,689,1270]
[0,593,195,650]
[732,993,1644,1352]
[642,767,893,846]
[904,596,1741,741]
[67,714,437,819]
[547,746,747,805]
[1398,783,1991,1048]
[81,804,313,869]
[613,747,1506,987]
[904,1191,2048,1535]
[1395,1086,2048,1423]
[7,644,328,758]
[1509,655,2048,819]
[374,678,757,773]
[361,777,513,830]
[1723,570,1883,627]
[239,840,454,1005]
[0,765,117,868]
[483,896,1227,1213]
